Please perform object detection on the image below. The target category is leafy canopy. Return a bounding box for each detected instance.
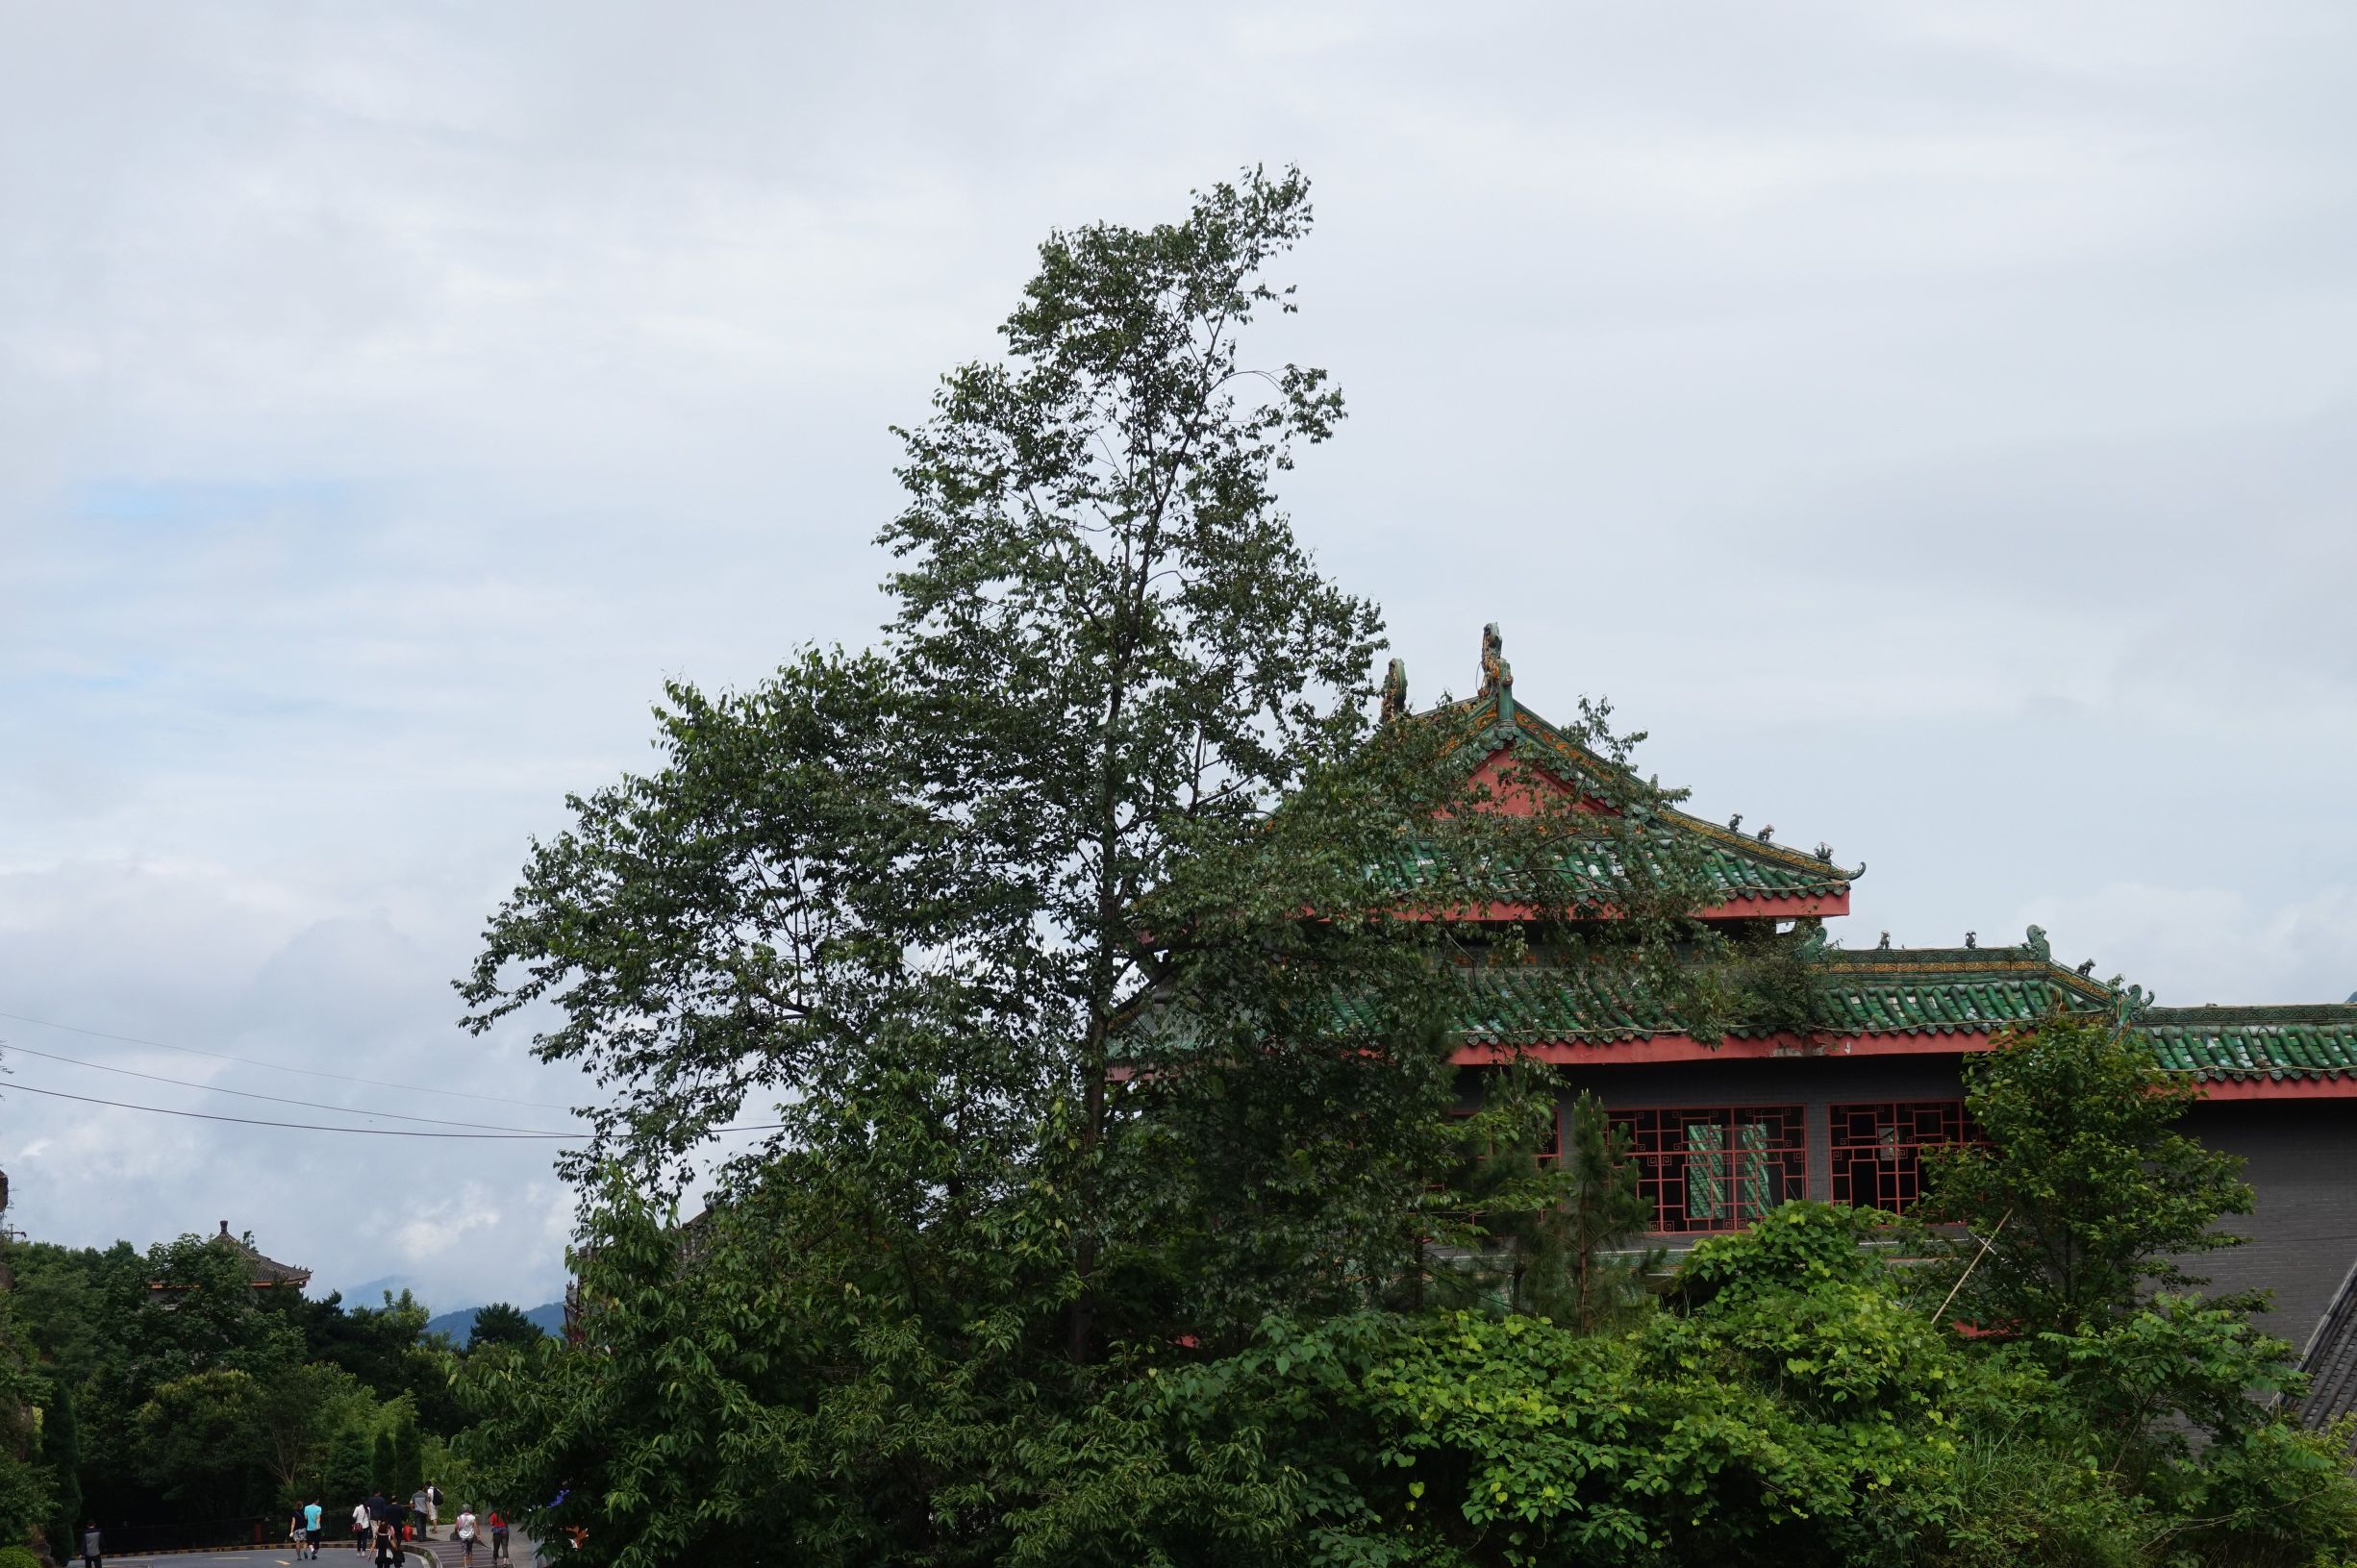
[464,1304,545,1353]
[1920,1010,2255,1335]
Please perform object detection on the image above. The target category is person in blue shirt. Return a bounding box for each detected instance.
[303,1501,325,1559]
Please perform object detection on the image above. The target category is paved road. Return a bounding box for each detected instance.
[111,1547,453,1568]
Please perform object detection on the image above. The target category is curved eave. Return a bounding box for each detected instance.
[1420,891,1850,923]
[1433,692,1865,885]
[1699,890,1850,919]
[1452,1026,2357,1097]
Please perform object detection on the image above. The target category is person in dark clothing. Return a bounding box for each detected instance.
[81,1523,101,1568]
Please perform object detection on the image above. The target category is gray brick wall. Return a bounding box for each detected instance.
[2182,1102,2357,1349]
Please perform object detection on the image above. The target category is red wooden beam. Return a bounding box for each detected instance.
[1450,1033,2357,1099]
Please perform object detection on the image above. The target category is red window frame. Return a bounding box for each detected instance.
[1828,1101,1983,1215]
[1608,1106,1806,1233]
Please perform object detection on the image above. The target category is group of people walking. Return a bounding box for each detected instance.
[277,1487,508,1568]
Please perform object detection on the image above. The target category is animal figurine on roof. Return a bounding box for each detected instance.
[1379,659,1409,725]
[1480,623,1513,693]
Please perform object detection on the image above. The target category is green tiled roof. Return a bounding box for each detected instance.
[1420,693,1859,907]
[1447,941,2357,1083]
[2140,1008,2357,1083]
[1387,828,1849,908]
[1814,945,2111,1034]
[1449,942,2099,1047]
[1455,962,1675,1045]
[1387,646,2357,1085]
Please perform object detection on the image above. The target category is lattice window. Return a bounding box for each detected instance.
[1609,1106,1806,1233]
[1828,1101,1982,1215]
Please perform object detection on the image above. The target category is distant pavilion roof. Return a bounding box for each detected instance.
[148,1220,313,1292]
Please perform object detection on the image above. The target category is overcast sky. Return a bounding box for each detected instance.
[3,2,2353,1312]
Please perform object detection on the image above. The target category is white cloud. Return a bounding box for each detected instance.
[394,1184,506,1265]
[2019,883,2357,1008]
[4,0,2354,1310]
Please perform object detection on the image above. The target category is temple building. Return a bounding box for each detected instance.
[1419,629,2357,1429]
[146,1220,313,1295]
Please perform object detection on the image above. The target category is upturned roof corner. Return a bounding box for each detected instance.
[1411,629,1866,902]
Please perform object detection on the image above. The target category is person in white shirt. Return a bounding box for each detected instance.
[352,1502,371,1555]
[452,1506,479,1568]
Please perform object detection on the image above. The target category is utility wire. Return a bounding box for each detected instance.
[0,1038,575,1134]
[4,1082,584,1138]
[0,1008,581,1112]
[2,1082,789,1140]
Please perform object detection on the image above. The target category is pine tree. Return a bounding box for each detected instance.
[323,1420,372,1510]
[389,1411,420,1502]
[464,1306,542,1353]
[1465,1089,1657,1330]
[1553,1092,1660,1332]
[41,1377,79,1560]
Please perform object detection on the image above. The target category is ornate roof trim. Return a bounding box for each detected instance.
[1434,689,1866,885]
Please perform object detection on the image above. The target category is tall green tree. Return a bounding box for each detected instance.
[457,168,1782,1568]
[388,1406,421,1503]
[0,1253,53,1553]
[42,1376,80,1556]
[321,1420,373,1512]
[133,1370,263,1506]
[459,165,1561,1361]
[464,1306,543,1354]
[1920,1009,2255,1334]
[1530,1089,1659,1332]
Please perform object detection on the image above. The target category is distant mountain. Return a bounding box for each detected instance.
[349,1275,421,1304]
[425,1302,565,1343]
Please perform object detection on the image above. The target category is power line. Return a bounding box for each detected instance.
[0,1038,575,1135]
[0,1009,581,1112]
[2,1082,789,1140]
[4,1082,584,1138]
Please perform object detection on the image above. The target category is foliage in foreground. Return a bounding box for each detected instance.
[457,1020,2357,1567]
[7,1229,479,1546]
[462,1199,2357,1568]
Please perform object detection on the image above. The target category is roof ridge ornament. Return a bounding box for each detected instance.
[2025,925,2050,961]
[1379,658,1409,725]
[1479,623,1515,725]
